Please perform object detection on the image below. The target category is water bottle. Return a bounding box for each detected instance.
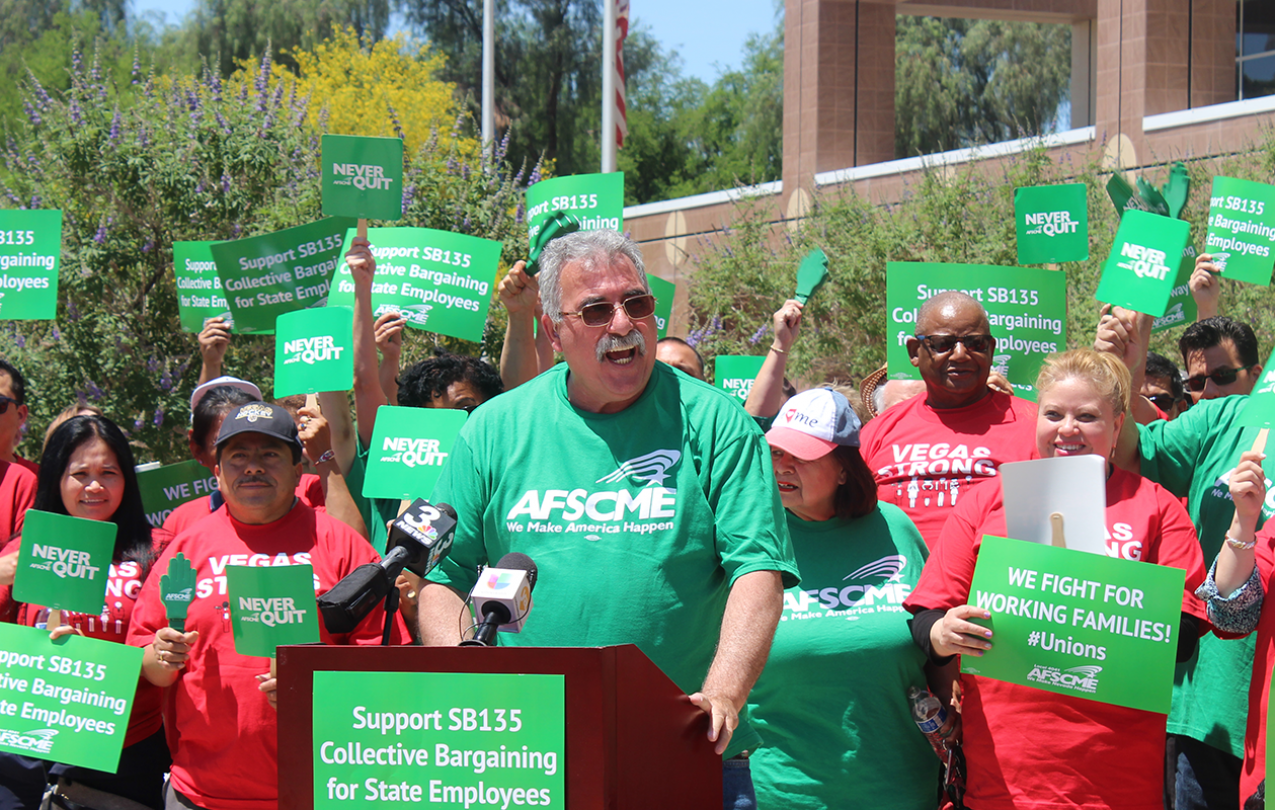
[908,686,957,761]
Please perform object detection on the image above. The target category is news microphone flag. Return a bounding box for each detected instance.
[471,555,536,634]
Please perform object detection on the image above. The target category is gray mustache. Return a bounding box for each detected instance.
[596,330,648,362]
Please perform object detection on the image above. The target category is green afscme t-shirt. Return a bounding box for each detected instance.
[748,504,938,810]
[428,362,800,759]
[1139,395,1275,758]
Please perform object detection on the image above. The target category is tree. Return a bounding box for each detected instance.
[0,34,529,464]
[895,17,1071,158]
[398,0,601,175]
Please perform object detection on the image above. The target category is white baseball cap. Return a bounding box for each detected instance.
[190,376,263,413]
[765,388,861,460]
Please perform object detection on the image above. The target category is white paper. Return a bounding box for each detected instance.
[1000,455,1108,556]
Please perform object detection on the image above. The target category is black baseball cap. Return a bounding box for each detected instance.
[215,402,303,461]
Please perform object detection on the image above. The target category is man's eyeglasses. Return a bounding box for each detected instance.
[563,295,657,327]
[1185,366,1245,393]
[0,396,18,415]
[1146,393,1178,412]
[915,334,995,356]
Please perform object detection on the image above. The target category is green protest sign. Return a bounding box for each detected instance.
[137,459,219,528]
[0,209,61,320]
[1096,210,1190,318]
[647,274,674,339]
[885,262,1067,400]
[1204,176,1275,286]
[274,307,354,397]
[321,135,404,222]
[1152,246,1199,334]
[362,406,466,500]
[0,623,141,772]
[13,511,115,614]
[1240,352,1275,428]
[525,173,624,268]
[161,553,196,632]
[794,248,830,304]
[312,670,565,809]
[211,216,356,334]
[963,535,1185,714]
[714,356,765,403]
[326,227,502,343]
[226,564,320,657]
[1015,183,1088,264]
[173,241,232,332]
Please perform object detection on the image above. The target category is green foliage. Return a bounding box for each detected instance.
[895,17,1072,158]
[685,142,1275,388]
[0,40,530,464]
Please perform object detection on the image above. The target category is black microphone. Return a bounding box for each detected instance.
[318,500,457,634]
[459,552,538,647]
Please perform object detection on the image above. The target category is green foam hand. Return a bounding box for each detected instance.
[525,213,582,276]
[1106,161,1189,220]
[161,553,196,632]
[794,248,830,305]
[1163,162,1191,220]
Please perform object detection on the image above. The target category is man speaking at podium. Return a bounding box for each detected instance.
[417,230,799,807]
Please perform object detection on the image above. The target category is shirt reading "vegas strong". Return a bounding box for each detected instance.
[429,363,800,758]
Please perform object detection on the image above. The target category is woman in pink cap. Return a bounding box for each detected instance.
[744,381,950,809]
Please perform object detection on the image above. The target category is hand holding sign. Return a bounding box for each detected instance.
[161,552,196,632]
[13,511,115,613]
[931,605,995,658]
[794,249,829,304]
[226,564,320,658]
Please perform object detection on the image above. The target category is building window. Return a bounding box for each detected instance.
[1238,0,1275,99]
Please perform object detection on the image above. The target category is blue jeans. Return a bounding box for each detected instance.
[1169,734,1241,810]
[723,757,755,810]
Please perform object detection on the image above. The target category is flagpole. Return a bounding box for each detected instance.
[601,0,616,173]
[482,0,495,157]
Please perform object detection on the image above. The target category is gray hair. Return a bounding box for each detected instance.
[539,230,647,322]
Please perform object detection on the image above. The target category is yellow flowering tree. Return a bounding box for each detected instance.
[285,25,472,154]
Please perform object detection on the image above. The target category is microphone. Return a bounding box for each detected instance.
[318,500,457,634]
[459,553,538,647]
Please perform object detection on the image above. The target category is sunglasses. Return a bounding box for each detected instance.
[0,396,17,415]
[1146,393,1177,412]
[563,295,657,327]
[916,334,995,356]
[1185,366,1244,393]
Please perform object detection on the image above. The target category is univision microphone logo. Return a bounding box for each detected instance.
[484,571,518,591]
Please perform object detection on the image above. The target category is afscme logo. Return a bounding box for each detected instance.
[843,554,906,583]
[596,449,681,487]
[0,728,56,754]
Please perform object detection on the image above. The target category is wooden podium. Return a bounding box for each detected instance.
[276,644,722,808]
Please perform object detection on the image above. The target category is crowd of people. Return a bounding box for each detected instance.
[0,238,1271,810]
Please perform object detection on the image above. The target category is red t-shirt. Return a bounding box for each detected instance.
[126,502,403,810]
[161,473,326,537]
[6,528,173,747]
[14,456,38,477]
[859,390,1037,546]
[0,459,41,623]
[904,468,1207,810]
[1231,526,1275,804]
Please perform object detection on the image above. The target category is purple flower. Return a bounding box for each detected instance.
[93,226,107,244]
[23,101,41,128]
[66,298,80,320]
[14,334,25,349]
[69,99,83,128]
[215,111,231,135]
[388,103,404,140]
[446,156,457,174]
[134,418,143,430]
[160,371,172,392]
[153,407,164,426]
[402,185,416,210]
[109,109,121,142]
[528,165,542,186]
[71,47,83,78]
[462,215,471,232]
[142,240,154,253]
[221,174,231,194]
[255,47,272,112]
[26,70,50,108]
[86,381,104,401]
[515,203,525,224]
[749,324,770,344]
[195,181,204,195]
[461,163,470,180]
[496,130,510,161]
[146,356,158,372]
[131,49,141,85]
[50,327,60,341]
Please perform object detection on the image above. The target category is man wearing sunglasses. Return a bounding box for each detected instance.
[860,291,1037,546]
[417,230,799,810]
[1178,316,1263,405]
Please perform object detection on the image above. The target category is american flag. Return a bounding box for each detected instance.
[614,0,630,148]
